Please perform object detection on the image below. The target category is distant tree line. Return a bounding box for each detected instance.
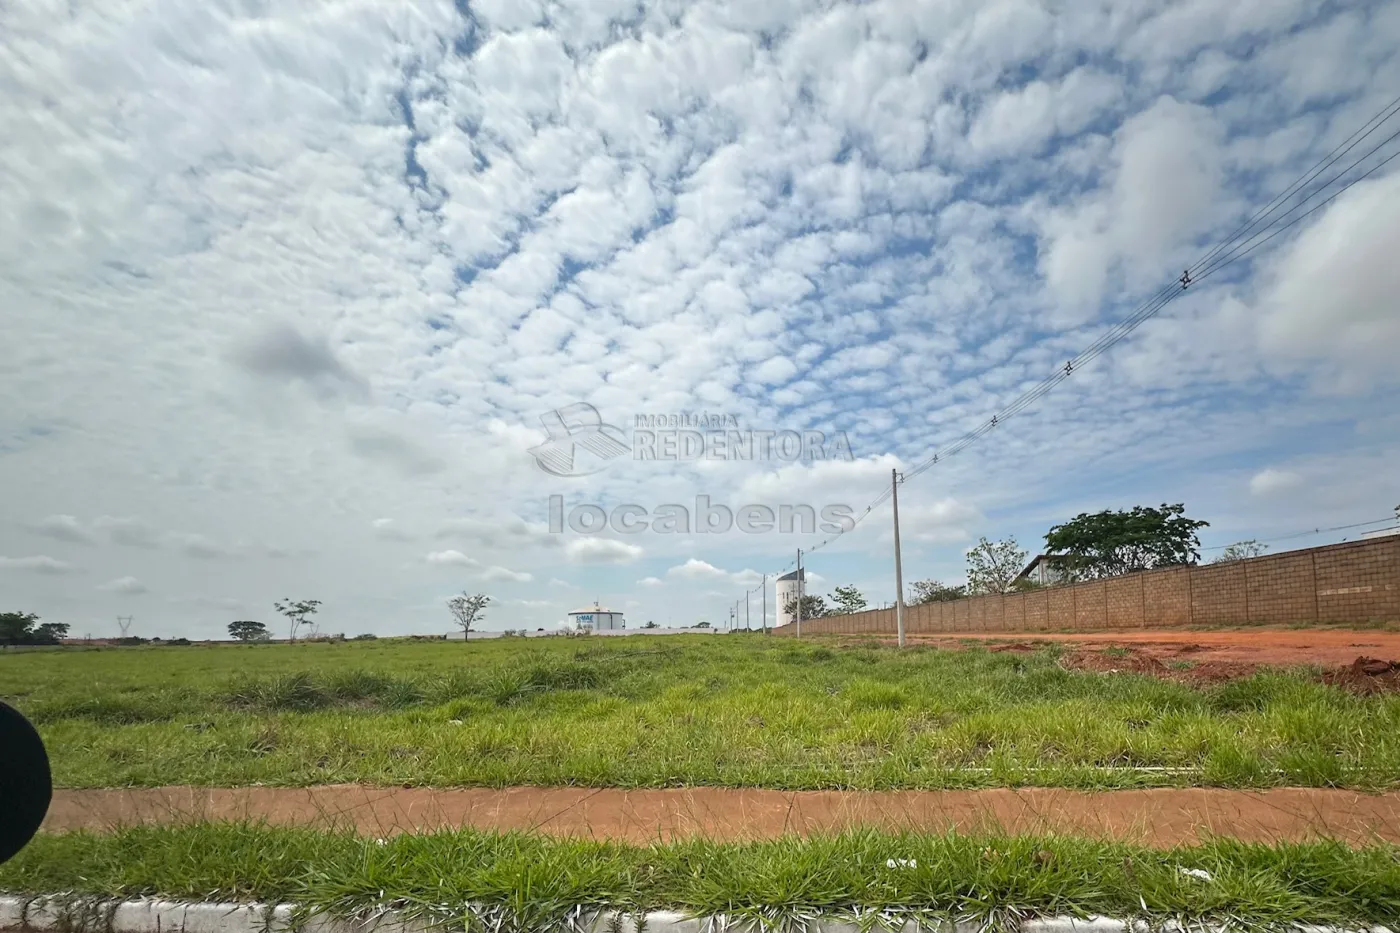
[0,612,69,647]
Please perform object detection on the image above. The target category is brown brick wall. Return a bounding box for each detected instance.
[1105,574,1145,628]
[772,536,1400,637]
[1190,562,1249,626]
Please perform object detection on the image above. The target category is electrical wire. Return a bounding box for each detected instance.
[1200,517,1399,551]
[748,91,1400,591]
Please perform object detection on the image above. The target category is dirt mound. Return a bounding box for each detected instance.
[1321,657,1400,695]
[1061,648,1259,686]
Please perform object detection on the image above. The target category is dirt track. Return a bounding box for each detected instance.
[42,786,1400,848]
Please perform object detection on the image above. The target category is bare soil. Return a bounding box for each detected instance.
[41,785,1400,848]
[852,629,1400,693]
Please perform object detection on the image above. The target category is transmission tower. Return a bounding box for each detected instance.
[117,616,134,637]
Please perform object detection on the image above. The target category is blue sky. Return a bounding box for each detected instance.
[2,0,1399,637]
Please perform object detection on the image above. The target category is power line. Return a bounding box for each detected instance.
[1200,517,1398,551]
[748,92,1400,610]
[805,93,1400,562]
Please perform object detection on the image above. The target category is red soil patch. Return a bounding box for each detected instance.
[40,785,1400,848]
[847,629,1400,693]
[1321,657,1400,695]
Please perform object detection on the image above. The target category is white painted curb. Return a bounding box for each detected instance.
[0,897,1393,933]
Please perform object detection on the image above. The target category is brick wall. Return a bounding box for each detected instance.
[772,535,1400,636]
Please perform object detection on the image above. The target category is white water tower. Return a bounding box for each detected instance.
[775,569,804,627]
[566,601,624,631]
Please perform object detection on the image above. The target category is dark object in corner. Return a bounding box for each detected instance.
[0,699,52,864]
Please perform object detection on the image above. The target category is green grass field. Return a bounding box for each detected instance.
[5,634,1400,789]
[4,824,1399,930]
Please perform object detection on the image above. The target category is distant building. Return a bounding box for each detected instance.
[1015,554,1074,587]
[775,568,805,627]
[567,603,624,631]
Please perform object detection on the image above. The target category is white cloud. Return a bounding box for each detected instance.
[565,538,643,564]
[371,518,414,541]
[30,514,98,544]
[667,558,730,580]
[92,516,160,548]
[99,576,148,594]
[0,0,1394,637]
[168,533,235,560]
[426,550,479,567]
[1249,468,1304,497]
[481,565,533,583]
[636,576,664,587]
[1255,170,1400,386]
[0,555,75,574]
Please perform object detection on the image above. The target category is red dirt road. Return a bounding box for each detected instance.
[42,785,1400,848]
[873,628,1400,667]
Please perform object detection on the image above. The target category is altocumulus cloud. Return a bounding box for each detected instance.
[0,0,1396,637]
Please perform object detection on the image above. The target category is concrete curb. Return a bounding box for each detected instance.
[1,897,1394,933]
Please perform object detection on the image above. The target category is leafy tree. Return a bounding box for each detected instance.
[447,592,490,641]
[0,612,67,646]
[33,622,69,645]
[228,620,269,642]
[829,584,868,615]
[1044,503,1209,580]
[1010,577,1045,592]
[274,598,322,643]
[965,536,1029,594]
[0,611,40,646]
[694,620,711,629]
[783,594,829,620]
[1213,539,1268,563]
[908,579,966,604]
[642,620,659,629]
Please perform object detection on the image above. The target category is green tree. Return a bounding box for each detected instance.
[829,584,867,615]
[783,594,829,620]
[447,592,490,641]
[33,622,69,645]
[274,598,322,642]
[642,620,659,629]
[966,536,1029,594]
[908,579,966,604]
[228,620,269,642]
[1045,503,1209,580]
[0,611,40,646]
[1213,539,1268,563]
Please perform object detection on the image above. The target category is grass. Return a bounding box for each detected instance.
[4,635,1400,790]
[3,824,1399,930]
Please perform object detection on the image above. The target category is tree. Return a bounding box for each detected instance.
[783,594,829,619]
[694,620,711,628]
[33,622,69,645]
[908,579,966,604]
[829,585,867,615]
[447,592,490,641]
[642,620,659,629]
[965,536,1029,594]
[228,620,269,642]
[0,612,66,646]
[1213,540,1268,563]
[0,611,40,647]
[1044,503,1209,581]
[274,599,322,642]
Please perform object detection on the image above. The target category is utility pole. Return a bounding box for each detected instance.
[764,574,771,634]
[796,548,803,638]
[745,589,750,630]
[891,467,906,648]
[117,616,133,638]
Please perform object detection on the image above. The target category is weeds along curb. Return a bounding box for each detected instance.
[1,898,1395,933]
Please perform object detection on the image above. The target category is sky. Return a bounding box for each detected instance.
[2,0,1399,639]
